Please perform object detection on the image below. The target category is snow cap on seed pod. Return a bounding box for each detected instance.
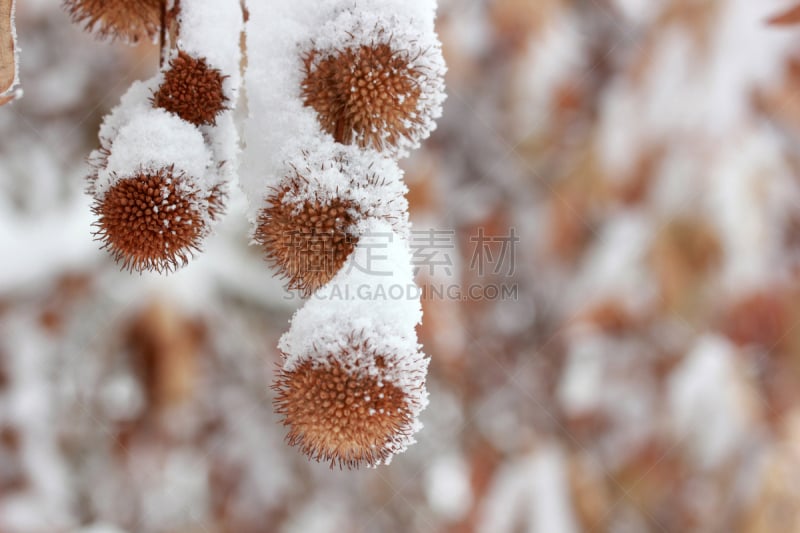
[87,79,157,196]
[175,0,244,84]
[63,0,162,43]
[255,145,409,296]
[301,8,446,158]
[274,220,428,468]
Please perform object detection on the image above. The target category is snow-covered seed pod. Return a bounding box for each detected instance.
[255,149,409,296]
[273,332,427,469]
[90,107,217,272]
[89,99,227,272]
[257,180,359,297]
[301,10,446,157]
[92,167,217,273]
[153,50,229,127]
[273,221,428,468]
[63,0,162,43]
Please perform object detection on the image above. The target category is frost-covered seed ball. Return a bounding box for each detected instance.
[302,43,431,155]
[92,168,217,273]
[255,178,360,297]
[273,347,417,469]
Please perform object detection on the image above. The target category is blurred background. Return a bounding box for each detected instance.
[4,0,800,531]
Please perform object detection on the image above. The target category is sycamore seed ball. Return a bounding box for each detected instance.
[302,42,429,155]
[255,176,360,297]
[273,338,423,469]
[153,51,229,127]
[92,167,220,273]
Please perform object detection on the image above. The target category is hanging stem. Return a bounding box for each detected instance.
[159,0,167,67]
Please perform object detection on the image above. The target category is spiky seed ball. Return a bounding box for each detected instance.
[87,143,225,220]
[273,342,417,469]
[63,0,161,43]
[152,51,228,127]
[92,167,211,273]
[255,178,359,297]
[302,43,425,153]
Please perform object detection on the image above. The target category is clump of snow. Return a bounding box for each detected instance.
[563,212,657,316]
[706,127,797,291]
[94,107,212,197]
[668,335,760,469]
[96,78,160,149]
[177,0,243,93]
[278,143,410,237]
[425,453,473,520]
[317,0,438,29]
[245,0,442,464]
[78,524,128,533]
[309,6,444,69]
[89,0,243,209]
[478,444,580,533]
[557,332,607,416]
[510,10,583,142]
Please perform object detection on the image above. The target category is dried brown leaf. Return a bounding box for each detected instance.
[768,4,800,26]
[0,0,19,105]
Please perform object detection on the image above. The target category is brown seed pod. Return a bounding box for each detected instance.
[152,51,228,126]
[63,0,161,43]
[254,175,360,297]
[273,335,423,469]
[255,151,409,296]
[92,167,216,273]
[302,42,427,153]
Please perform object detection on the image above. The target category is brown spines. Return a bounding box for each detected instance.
[85,145,112,196]
[205,181,227,221]
[153,51,228,126]
[255,177,359,296]
[302,43,424,153]
[63,0,161,43]
[92,167,212,273]
[273,344,413,469]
